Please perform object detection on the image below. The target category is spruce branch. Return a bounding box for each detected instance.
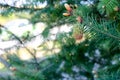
[92,27,120,40]
[0,24,40,70]
[85,17,120,41]
[97,0,119,15]
[0,3,43,11]
[0,56,11,68]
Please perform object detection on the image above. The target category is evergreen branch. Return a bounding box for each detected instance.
[0,24,40,70]
[14,63,54,79]
[97,0,119,15]
[0,56,11,68]
[0,3,43,11]
[86,17,120,40]
[92,27,120,40]
[50,18,75,27]
[41,63,54,72]
[105,0,113,7]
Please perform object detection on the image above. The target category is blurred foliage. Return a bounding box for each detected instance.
[0,0,120,80]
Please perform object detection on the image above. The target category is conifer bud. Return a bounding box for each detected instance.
[10,67,17,71]
[74,33,85,44]
[114,6,119,11]
[63,12,71,16]
[64,3,72,12]
[74,33,83,40]
[72,26,85,43]
[76,16,83,23]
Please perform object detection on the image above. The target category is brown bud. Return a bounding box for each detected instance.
[64,3,72,12]
[74,33,83,40]
[63,12,71,16]
[10,67,17,71]
[76,16,83,23]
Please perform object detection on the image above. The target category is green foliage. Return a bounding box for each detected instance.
[0,28,2,34]
[0,0,120,80]
[97,0,119,16]
[42,26,50,38]
[74,5,92,17]
[97,70,120,80]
